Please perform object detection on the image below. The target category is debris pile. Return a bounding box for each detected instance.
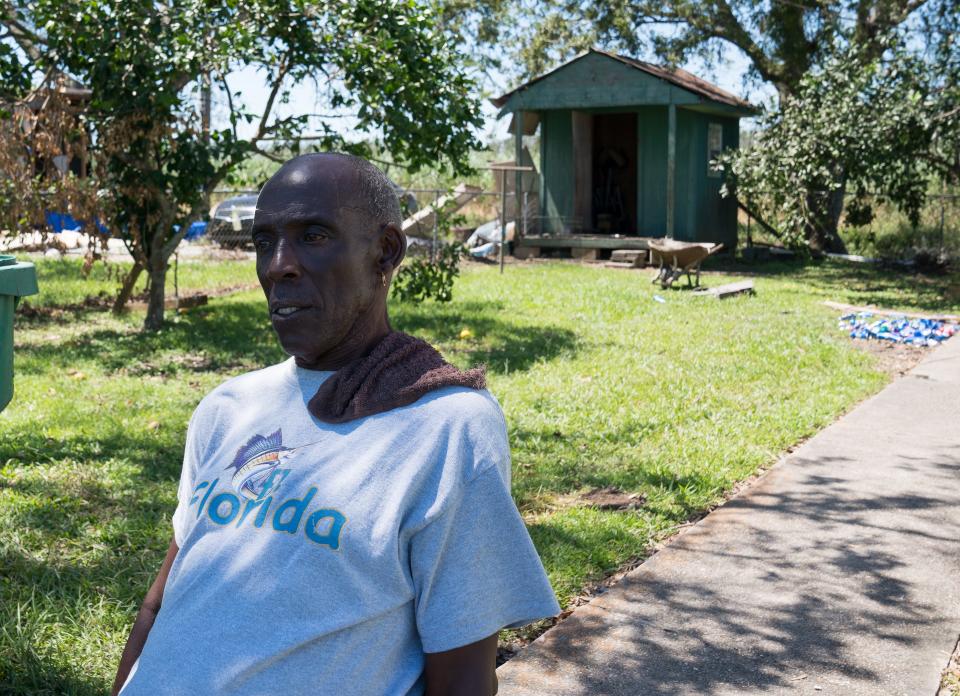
[840,312,958,346]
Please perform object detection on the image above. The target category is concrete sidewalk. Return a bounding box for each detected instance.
[499,336,960,695]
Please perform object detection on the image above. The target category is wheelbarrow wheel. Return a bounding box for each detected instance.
[662,268,682,289]
[651,262,666,285]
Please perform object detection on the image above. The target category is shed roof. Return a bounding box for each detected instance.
[23,76,92,112]
[492,49,755,115]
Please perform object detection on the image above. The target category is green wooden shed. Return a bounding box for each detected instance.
[492,49,756,253]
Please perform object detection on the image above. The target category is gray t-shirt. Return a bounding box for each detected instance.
[120,357,559,695]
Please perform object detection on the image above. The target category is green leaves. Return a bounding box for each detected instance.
[720,34,959,250]
[392,242,467,303]
[0,42,30,100]
[2,0,482,327]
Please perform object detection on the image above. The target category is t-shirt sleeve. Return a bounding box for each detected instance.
[408,464,561,653]
[170,410,204,547]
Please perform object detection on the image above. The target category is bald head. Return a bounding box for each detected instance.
[262,152,402,233]
[252,152,407,370]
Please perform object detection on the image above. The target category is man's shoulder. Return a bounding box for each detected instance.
[193,360,291,416]
[409,385,506,429]
[400,386,512,494]
[402,386,510,474]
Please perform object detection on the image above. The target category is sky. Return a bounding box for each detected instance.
[215,42,778,147]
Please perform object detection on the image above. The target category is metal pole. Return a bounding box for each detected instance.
[485,164,533,273]
[515,111,523,236]
[499,171,507,274]
[523,190,528,240]
[940,187,946,256]
[431,211,438,263]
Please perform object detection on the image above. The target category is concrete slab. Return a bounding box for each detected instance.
[499,336,960,695]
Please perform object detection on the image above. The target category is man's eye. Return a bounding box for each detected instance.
[304,230,329,243]
[252,235,272,251]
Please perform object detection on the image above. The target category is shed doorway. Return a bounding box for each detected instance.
[592,112,637,235]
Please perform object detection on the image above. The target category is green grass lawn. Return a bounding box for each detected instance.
[1,256,958,693]
[21,255,256,311]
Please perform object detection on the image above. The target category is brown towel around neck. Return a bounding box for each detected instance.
[308,331,486,424]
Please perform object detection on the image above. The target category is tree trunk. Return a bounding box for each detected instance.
[143,255,168,331]
[143,218,174,331]
[112,260,144,314]
[804,186,848,255]
[825,187,847,252]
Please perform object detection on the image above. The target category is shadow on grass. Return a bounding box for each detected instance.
[509,420,720,512]
[0,541,167,695]
[393,301,579,374]
[0,651,109,696]
[706,256,960,313]
[525,510,648,587]
[17,301,283,377]
[18,298,578,378]
[0,428,184,483]
[0,473,173,695]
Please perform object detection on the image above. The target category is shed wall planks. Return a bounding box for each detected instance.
[541,110,574,233]
[636,107,668,237]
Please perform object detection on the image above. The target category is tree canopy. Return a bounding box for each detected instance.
[719,34,960,251]
[1,0,482,329]
[454,0,957,99]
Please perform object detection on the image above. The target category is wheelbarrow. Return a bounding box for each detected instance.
[649,239,724,288]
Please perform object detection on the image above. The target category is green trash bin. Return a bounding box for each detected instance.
[0,254,39,412]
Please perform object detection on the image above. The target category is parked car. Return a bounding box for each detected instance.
[207,193,257,248]
[206,181,417,249]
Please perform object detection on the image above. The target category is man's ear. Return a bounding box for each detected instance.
[379,223,406,274]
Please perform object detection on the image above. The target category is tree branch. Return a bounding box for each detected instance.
[709,0,786,88]
[218,72,238,142]
[160,193,219,260]
[934,104,960,123]
[1,4,46,63]
[890,0,931,27]
[917,150,960,179]
[261,113,303,133]
[21,65,56,103]
[855,0,930,47]
[250,144,285,163]
[252,54,292,143]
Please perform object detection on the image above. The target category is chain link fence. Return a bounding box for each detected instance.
[839,193,960,262]
[204,186,511,252]
[737,190,960,264]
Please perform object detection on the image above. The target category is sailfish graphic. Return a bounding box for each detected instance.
[226,429,290,500]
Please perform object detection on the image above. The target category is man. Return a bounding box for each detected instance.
[112,153,559,695]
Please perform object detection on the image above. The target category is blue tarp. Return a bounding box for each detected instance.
[44,212,205,240]
[178,221,208,240]
[44,211,109,235]
[44,211,83,232]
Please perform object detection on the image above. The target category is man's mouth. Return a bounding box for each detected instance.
[271,305,311,317]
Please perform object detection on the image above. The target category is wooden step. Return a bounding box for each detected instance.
[610,249,648,267]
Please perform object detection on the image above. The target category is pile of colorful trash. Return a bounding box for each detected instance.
[840,312,958,346]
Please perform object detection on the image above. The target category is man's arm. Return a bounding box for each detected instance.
[110,538,179,696]
[424,633,499,696]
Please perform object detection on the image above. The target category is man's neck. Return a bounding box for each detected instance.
[294,309,391,372]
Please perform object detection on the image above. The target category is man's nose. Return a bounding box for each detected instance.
[266,236,301,281]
